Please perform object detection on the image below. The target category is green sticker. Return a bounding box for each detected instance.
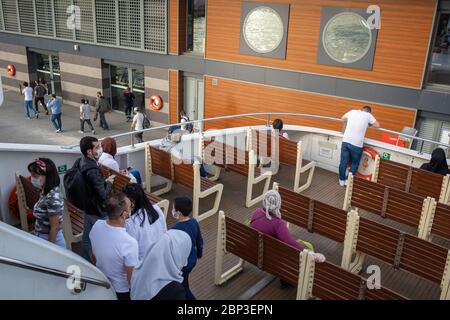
[57,164,67,174]
[382,152,392,160]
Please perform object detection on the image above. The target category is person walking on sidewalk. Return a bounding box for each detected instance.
[34,80,49,115]
[131,107,144,143]
[95,92,111,130]
[79,98,95,135]
[22,82,38,119]
[123,87,135,122]
[47,94,63,133]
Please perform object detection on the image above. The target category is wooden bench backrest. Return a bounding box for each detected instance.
[100,165,131,193]
[65,200,84,235]
[279,137,297,166]
[225,216,260,266]
[173,160,194,189]
[279,186,347,243]
[400,234,448,284]
[312,261,407,300]
[148,145,173,180]
[203,140,250,176]
[145,191,162,205]
[378,159,444,199]
[410,168,444,200]
[252,130,272,158]
[353,177,424,228]
[357,217,448,285]
[19,175,40,210]
[263,234,300,286]
[432,203,450,240]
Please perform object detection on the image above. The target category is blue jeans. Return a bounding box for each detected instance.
[51,113,62,130]
[36,230,66,248]
[99,112,109,129]
[339,142,363,181]
[82,213,103,262]
[24,100,36,118]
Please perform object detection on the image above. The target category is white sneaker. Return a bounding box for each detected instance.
[339,180,345,187]
[344,180,348,186]
[78,130,84,134]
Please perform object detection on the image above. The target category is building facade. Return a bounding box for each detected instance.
[0,0,449,153]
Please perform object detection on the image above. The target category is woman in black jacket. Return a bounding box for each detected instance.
[420,148,450,175]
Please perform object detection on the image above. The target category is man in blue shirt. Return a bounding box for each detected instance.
[47,94,63,133]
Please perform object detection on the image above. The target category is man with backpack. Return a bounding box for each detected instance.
[64,136,115,262]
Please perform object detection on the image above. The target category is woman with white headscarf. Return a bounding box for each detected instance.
[131,229,192,300]
[250,190,325,263]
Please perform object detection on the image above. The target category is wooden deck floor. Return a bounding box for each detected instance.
[156,164,446,300]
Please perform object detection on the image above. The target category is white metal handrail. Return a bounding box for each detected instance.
[0,255,111,289]
[63,112,450,151]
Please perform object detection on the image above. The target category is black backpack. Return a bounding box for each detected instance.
[63,158,92,210]
[143,113,151,129]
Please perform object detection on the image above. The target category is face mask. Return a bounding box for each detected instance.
[94,147,103,159]
[31,176,42,189]
[171,209,180,220]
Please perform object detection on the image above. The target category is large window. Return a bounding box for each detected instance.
[34,53,62,97]
[186,0,205,54]
[414,114,450,155]
[110,64,145,112]
[0,0,167,54]
[428,12,450,86]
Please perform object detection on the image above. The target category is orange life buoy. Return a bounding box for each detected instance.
[6,64,16,77]
[149,95,163,111]
[346,146,378,180]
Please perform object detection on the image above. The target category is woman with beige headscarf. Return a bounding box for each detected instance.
[250,189,325,263]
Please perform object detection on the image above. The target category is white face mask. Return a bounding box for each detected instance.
[31,176,42,189]
[171,209,180,220]
[94,147,103,159]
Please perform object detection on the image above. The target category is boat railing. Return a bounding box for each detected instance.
[0,255,111,290]
[61,112,450,154]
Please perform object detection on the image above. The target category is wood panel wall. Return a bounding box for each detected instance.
[204,76,416,141]
[169,70,180,123]
[169,0,179,54]
[206,0,437,88]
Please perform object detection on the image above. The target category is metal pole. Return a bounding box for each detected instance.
[266,114,271,128]
[131,131,135,148]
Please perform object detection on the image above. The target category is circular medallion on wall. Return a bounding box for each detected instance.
[243,6,285,54]
[322,12,372,64]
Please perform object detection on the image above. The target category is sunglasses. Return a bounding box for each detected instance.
[34,159,47,174]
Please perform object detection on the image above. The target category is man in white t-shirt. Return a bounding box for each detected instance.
[89,193,139,300]
[79,98,95,134]
[339,106,380,186]
[131,107,145,143]
[21,82,38,119]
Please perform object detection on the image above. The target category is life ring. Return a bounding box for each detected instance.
[347,146,378,180]
[149,95,163,111]
[6,64,16,77]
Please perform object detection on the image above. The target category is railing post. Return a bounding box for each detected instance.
[266,114,271,128]
[131,131,135,149]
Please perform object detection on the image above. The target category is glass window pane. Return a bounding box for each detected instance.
[37,54,50,72]
[428,13,450,86]
[111,66,129,86]
[51,56,60,74]
[132,69,145,91]
[187,0,205,53]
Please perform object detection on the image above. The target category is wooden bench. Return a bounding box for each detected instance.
[201,136,272,207]
[62,199,84,250]
[100,163,169,217]
[145,144,174,196]
[214,211,407,300]
[343,173,433,238]
[372,157,450,204]
[15,172,40,232]
[276,183,347,244]
[342,210,450,300]
[172,157,223,221]
[248,129,316,193]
